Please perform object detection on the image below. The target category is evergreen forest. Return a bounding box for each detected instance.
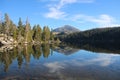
[0,13,58,44]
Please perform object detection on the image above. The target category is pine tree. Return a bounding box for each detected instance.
[18,18,24,36]
[9,21,14,36]
[13,24,17,41]
[42,26,46,41]
[25,18,28,43]
[25,18,32,43]
[0,22,5,34]
[36,24,42,42]
[0,20,2,34]
[42,26,50,42]
[17,18,25,43]
[50,29,54,42]
[32,24,42,43]
[46,26,50,41]
[24,18,32,43]
[18,18,22,28]
[4,13,10,36]
[32,25,37,41]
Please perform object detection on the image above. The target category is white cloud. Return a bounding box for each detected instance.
[57,0,94,9]
[71,14,119,27]
[78,0,94,3]
[45,7,66,19]
[37,0,58,2]
[44,0,94,19]
[44,0,67,19]
[90,14,115,25]
[59,0,77,7]
[39,0,94,4]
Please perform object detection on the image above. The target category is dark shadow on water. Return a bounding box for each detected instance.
[63,42,120,54]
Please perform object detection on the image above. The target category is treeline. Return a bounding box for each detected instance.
[61,27,120,44]
[0,13,59,44]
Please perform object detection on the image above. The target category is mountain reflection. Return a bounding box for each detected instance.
[53,45,80,55]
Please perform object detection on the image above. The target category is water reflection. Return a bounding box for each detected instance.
[53,44,80,55]
[0,44,52,72]
[0,44,120,80]
[32,45,42,59]
[64,42,120,54]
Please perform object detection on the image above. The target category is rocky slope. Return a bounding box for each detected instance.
[53,25,80,34]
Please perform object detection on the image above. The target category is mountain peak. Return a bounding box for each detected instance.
[53,25,80,33]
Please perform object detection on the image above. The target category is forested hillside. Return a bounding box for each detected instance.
[62,27,120,44]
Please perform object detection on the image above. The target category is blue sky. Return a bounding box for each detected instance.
[0,0,120,30]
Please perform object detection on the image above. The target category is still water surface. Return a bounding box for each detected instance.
[0,44,120,80]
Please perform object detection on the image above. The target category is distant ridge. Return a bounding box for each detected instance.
[62,26,120,44]
[52,25,80,34]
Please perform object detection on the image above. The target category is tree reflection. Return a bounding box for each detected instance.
[42,44,50,58]
[0,50,13,72]
[23,45,33,63]
[3,52,12,72]
[17,45,24,69]
[0,44,52,72]
[32,45,42,59]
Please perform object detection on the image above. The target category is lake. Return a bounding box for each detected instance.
[0,44,120,80]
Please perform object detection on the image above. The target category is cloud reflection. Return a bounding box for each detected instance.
[44,53,119,71]
[44,61,65,73]
[69,53,119,67]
